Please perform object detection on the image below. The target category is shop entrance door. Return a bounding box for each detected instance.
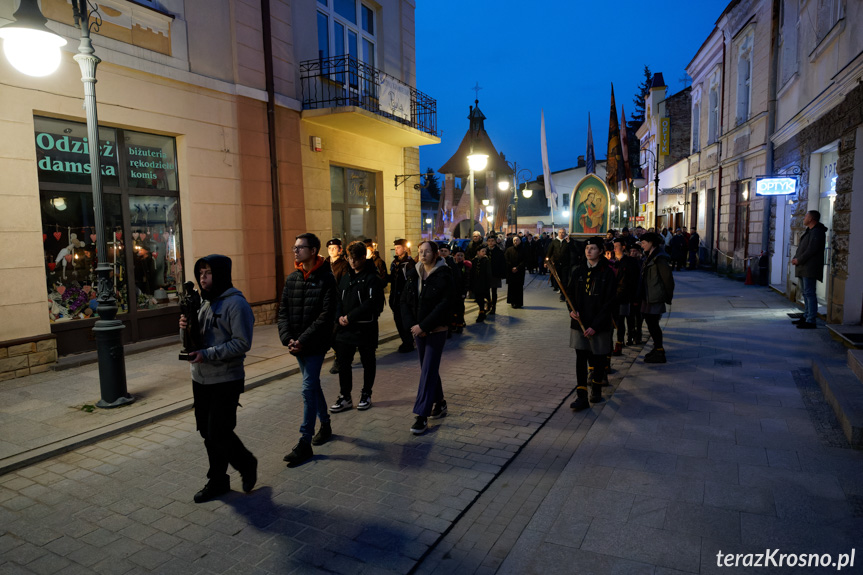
[771,198,791,291]
[815,147,838,313]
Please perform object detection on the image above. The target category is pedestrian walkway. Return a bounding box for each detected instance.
[1,271,861,575]
[418,271,863,575]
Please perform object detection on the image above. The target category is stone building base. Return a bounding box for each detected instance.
[0,336,58,381]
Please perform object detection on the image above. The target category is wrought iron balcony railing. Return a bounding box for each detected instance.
[300,55,437,137]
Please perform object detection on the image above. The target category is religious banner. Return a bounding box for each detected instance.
[570,174,610,236]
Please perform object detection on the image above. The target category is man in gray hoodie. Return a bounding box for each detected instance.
[179,254,257,503]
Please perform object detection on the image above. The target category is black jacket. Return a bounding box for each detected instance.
[615,254,640,303]
[465,239,484,262]
[505,245,527,273]
[641,248,674,305]
[389,253,413,306]
[567,258,617,333]
[335,260,384,346]
[277,256,337,356]
[793,222,828,280]
[470,256,492,297]
[400,259,454,334]
[489,245,507,279]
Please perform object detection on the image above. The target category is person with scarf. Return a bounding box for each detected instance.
[278,233,337,466]
[179,254,257,503]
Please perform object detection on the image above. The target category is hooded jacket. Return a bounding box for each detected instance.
[335,259,385,346]
[277,255,337,355]
[793,222,828,280]
[188,255,255,385]
[400,258,454,334]
[640,247,674,305]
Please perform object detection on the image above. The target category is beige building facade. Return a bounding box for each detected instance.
[0,0,437,373]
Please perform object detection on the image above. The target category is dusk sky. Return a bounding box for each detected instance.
[415,0,731,183]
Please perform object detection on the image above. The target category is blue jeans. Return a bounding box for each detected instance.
[296,354,329,443]
[800,276,817,323]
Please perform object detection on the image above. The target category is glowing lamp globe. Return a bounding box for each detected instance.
[467,153,488,171]
[522,188,533,198]
[617,191,628,202]
[0,0,67,78]
[498,180,510,191]
[562,210,570,219]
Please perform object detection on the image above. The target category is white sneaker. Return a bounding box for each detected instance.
[329,395,352,413]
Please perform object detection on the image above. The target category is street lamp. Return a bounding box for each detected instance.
[637,146,661,231]
[1,0,132,408]
[467,150,488,238]
[499,160,533,234]
[424,217,433,240]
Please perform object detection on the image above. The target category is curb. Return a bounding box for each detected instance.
[811,358,863,448]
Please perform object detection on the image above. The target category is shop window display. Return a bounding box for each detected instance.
[36,116,184,329]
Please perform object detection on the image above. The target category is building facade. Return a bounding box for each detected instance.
[0,0,437,373]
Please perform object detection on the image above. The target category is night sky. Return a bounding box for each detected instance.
[415,0,731,181]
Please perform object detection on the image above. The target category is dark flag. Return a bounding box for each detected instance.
[606,84,627,198]
[620,105,632,183]
[586,113,596,175]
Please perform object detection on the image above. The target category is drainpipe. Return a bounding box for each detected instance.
[716,32,727,256]
[262,0,285,294]
[763,0,780,268]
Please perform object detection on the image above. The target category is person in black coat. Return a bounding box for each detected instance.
[791,210,828,329]
[400,240,454,435]
[470,245,492,322]
[450,248,469,332]
[278,233,337,466]
[330,241,385,414]
[505,236,527,308]
[389,238,414,353]
[611,238,639,354]
[566,237,617,411]
[487,235,506,314]
[668,229,686,271]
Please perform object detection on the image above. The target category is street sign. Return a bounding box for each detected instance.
[755,176,797,196]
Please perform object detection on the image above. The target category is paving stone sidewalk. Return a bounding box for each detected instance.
[0,275,582,574]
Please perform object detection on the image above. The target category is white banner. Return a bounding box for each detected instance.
[379,76,411,121]
[540,109,557,210]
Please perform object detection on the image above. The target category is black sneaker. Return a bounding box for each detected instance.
[570,397,590,412]
[357,393,372,411]
[476,313,486,323]
[311,422,332,446]
[283,440,313,467]
[410,416,428,435]
[329,395,352,413]
[193,479,230,503]
[644,350,667,363]
[430,400,447,419]
[241,457,257,493]
[398,343,415,353]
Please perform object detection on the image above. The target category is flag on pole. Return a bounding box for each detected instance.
[540,109,557,204]
[620,105,632,183]
[585,113,596,175]
[606,84,627,197]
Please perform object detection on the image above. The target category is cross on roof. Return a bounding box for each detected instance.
[472,82,483,101]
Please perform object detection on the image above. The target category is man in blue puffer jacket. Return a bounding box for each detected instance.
[180,254,257,504]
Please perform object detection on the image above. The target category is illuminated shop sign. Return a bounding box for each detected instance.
[755,176,797,196]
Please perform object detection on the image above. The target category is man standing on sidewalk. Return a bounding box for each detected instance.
[390,238,414,353]
[278,233,337,466]
[791,210,828,329]
[180,255,257,503]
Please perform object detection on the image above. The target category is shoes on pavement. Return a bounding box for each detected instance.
[559,295,566,302]
[626,337,634,346]
[644,349,666,363]
[194,479,230,503]
[311,422,332,446]
[791,318,805,324]
[410,416,428,435]
[329,395,352,413]
[357,393,372,411]
[570,388,590,412]
[241,457,257,493]
[796,321,817,329]
[430,400,448,419]
[328,363,340,374]
[283,439,313,467]
[589,383,604,403]
[398,343,415,353]
[488,306,496,316]
[612,342,623,356]
[476,313,486,323]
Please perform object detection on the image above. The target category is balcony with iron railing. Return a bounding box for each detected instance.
[299,55,439,147]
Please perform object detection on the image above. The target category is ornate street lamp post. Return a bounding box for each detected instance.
[466,149,488,238]
[1,0,132,407]
[498,161,532,234]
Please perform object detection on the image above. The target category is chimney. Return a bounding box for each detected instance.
[577,155,585,167]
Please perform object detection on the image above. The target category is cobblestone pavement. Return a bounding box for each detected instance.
[3,271,863,575]
[0,275,588,574]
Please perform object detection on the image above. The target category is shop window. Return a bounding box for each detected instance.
[35,116,183,326]
[736,35,753,126]
[733,181,750,252]
[816,0,843,42]
[779,0,799,86]
[708,78,720,144]
[330,165,377,244]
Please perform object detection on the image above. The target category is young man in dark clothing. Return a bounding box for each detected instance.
[612,238,639,355]
[486,235,506,315]
[450,248,469,332]
[465,230,484,261]
[330,241,385,413]
[567,238,617,411]
[363,238,388,282]
[324,238,350,374]
[180,255,257,503]
[278,233,337,466]
[389,238,414,352]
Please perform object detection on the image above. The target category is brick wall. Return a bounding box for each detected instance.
[252,302,278,326]
[0,337,57,381]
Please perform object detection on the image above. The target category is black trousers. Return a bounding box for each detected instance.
[575,349,606,387]
[391,301,413,348]
[644,313,663,349]
[335,341,376,397]
[193,380,255,483]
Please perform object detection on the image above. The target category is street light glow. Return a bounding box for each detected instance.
[0,27,66,76]
[481,198,490,206]
[522,188,533,198]
[617,191,628,202]
[498,179,510,191]
[562,210,570,218]
[467,153,488,171]
[487,204,494,212]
